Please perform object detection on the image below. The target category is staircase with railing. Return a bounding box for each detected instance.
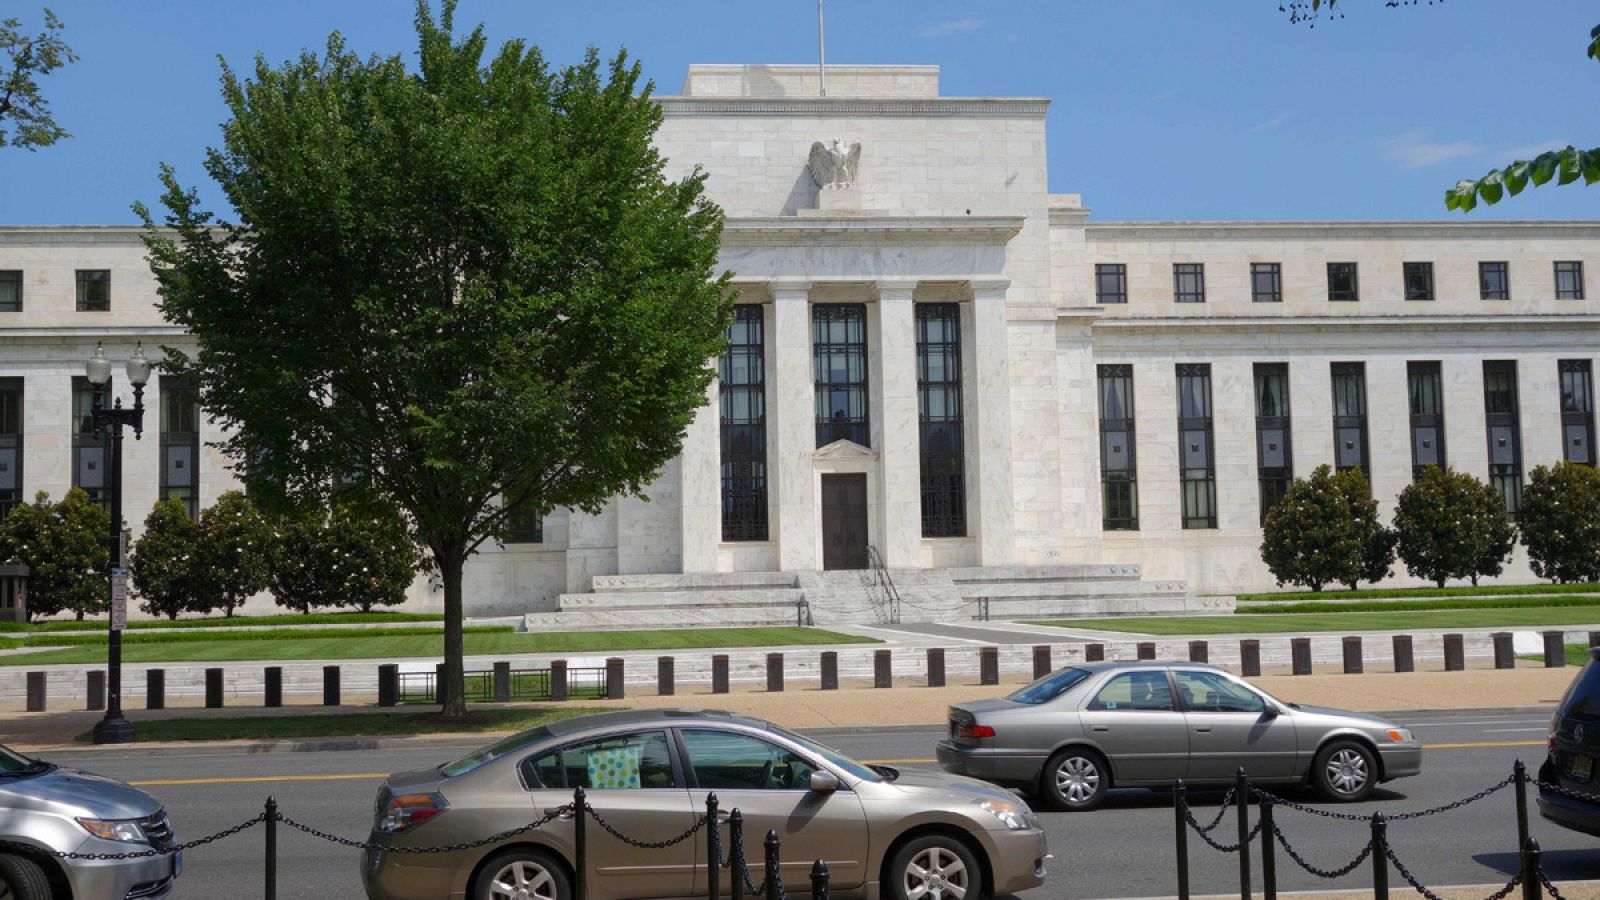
[866,545,902,625]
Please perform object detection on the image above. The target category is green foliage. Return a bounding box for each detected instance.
[1392,467,1516,588]
[1518,461,1600,583]
[0,611,444,632]
[269,500,422,614]
[138,1,730,715]
[193,491,273,617]
[1236,582,1599,603]
[0,7,77,150]
[1261,465,1392,592]
[0,488,110,620]
[1243,595,1600,615]
[129,498,203,620]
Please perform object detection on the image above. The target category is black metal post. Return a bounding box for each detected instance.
[706,793,719,900]
[90,378,141,745]
[145,668,164,710]
[265,666,283,708]
[810,860,829,900]
[264,795,277,900]
[1173,780,1190,900]
[1260,795,1277,900]
[763,829,781,900]
[873,649,892,688]
[1235,769,1251,900]
[1521,838,1542,900]
[573,786,587,900]
[1514,759,1530,852]
[1371,812,1388,900]
[730,810,745,900]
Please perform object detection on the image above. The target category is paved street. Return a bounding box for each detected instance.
[34,711,1598,899]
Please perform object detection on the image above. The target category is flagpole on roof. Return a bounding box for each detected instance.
[817,0,826,97]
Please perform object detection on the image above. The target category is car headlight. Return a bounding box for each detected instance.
[974,798,1036,831]
[1385,728,1414,743]
[76,818,147,843]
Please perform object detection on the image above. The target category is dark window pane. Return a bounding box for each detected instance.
[1173,264,1205,303]
[813,304,869,448]
[1327,262,1359,302]
[1403,262,1434,301]
[0,271,20,312]
[1177,363,1216,529]
[1561,360,1596,467]
[1251,263,1281,303]
[722,305,768,541]
[1098,364,1138,530]
[1095,264,1127,304]
[75,270,110,312]
[1331,362,1369,476]
[1484,361,1522,513]
[1557,262,1585,300]
[1254,363,1292,524]
[159,374,201,517]
[1480,262,1509,301]
[1407,361,1446,479]
[917,304,965,537]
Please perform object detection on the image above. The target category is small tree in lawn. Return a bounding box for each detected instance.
[327,498,422,613]
[1336,467,1395,591]
[1519,461,1600,583]
[1394,467,1516,588]
[268,511,337,615]
[194,491,273,617]
[0,488,110,620]
[129,498,202,620]
[1261,465,1364,592]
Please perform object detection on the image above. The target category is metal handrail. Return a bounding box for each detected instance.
[865,545,902,625]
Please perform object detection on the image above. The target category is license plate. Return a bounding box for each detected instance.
[1571,755,1593,780]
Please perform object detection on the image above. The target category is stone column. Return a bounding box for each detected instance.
[874,281,921,568]
[678,369,721,573]
[771,283,818,571]
[968,280,1015,566]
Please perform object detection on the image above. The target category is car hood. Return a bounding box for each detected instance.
[0,767,162,819]
[1288,705,1396,728]
[883,767,1018,803]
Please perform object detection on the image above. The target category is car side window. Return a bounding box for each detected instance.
[680,729,819,790]
[524,730,677,790]
[1175,671,1266,714]
[1088,671,1174,711]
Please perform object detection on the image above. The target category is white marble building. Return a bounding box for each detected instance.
[1,63,1597,622]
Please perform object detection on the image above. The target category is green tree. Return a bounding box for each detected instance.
[326,499,423,613]
[193,491,273,617]
[130,498,203,620]
[0,488,109,620]
[267,511,336,615]
[1261,465,1366,592]
[1393,466,1516,588]
[1519,461,1600,583]
[1335,467,1394,591]
[0,7,77,151]
[141,3,728,715]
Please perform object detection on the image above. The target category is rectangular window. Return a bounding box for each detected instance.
[1253,363,1292,524]
[917,303,966,538]
[1173,263,1205,303]
[1095,264,1127,304]
[71,376,108,508]
[1403,262,1434,301]
[1480,261,1510,301]
[1098,364,1138,531]
[75,269,110,312]
[1560,359,1596,467]
[0,271,21,313]
[1484,361,1523,513]
[504,501,543,544]
[813,304,869,448]
[159,375,201,518]
[1331,362,1369,477]
[1177,363,1217,529]
[1407,361,1446,479]
[1327,262,1359,302]
[720,305,768,542]
[1556,261,1586,300]
[1251,263,1282,303]
[0,379,21,521]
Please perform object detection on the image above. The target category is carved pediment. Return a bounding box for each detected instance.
[813,439,878,460]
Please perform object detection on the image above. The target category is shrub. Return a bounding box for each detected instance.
[130,498,203,620]
[1336,467,1395,591]
[1393,467,1516,588]
[270,499,421,613]
[1262,465,1366,592]
[194,491,274,617]
[0,488,112,620]
[1519,461,1600,583]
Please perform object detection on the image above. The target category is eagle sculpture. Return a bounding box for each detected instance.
[808,138,862,188]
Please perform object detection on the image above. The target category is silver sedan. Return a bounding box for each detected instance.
[935,661,1422,811]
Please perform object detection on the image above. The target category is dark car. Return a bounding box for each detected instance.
[1538,647,1600,837]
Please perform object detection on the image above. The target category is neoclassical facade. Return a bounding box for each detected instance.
[1,63,1598,621]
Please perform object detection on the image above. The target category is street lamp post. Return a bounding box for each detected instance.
[87,341,151,745]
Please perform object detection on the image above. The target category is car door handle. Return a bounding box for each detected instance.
[1091,726,1109,732]
[1194,727,1212,733]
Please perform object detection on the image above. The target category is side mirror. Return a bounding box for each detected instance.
[809,770,840,793]
[1262,704,1280,719]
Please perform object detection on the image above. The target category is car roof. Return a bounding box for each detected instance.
[1069,660,1229,674]
[543,707,776,737]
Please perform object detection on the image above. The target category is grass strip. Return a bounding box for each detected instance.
[0,611,447,633]
[1031,607,1600,635]
[75,706,610,743]
[1235,583,1600,603]
[1242,595,1600,615]
[1,626,876,666]
[13,626,512,647]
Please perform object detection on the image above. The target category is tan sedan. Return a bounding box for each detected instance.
[362,709,1047,900]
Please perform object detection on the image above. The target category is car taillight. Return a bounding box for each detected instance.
[378,792,447,833]
[958,723,996,740]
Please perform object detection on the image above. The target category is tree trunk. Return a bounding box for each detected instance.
[1470,574,1480,587]
[1436,577,1447,588]
[438,544,467,719]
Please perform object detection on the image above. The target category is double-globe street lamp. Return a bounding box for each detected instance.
[87,341,151,745]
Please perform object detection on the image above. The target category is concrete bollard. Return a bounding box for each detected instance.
[1085,643,1105,662]
[1240,640,1261,677]
[767,653,784,693]
[1291,638,1312,676]
[1342,637,1363,674]
[820,651,838,691]
[657,657,675,697]
[551,659,568,702]
[1493,633,1515,669]
[265,666,283,707]
[1137,642,1156,661]
[711,655,730,694]
[1443,634,1465,671]
[205,668,224,708]
[145,669,165,711]
[927,647,946,687]
[1545,631,1567,668]
[25,671,44,712]
[86,670,105,711]
[1033,645,1052,680]
[605,657,625,700]
[322,666,340,707]
[493,661,511,703]
[1189,641,1208,664]
[874,650,892,688]
[1393,635,1414,673]
[377,664,398,707]
[979,647,999,685]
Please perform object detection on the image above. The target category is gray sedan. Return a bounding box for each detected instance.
[936,661,1422,811]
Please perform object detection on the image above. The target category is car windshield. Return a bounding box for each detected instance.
[1005,667,1091,705]
[768,727,882,783]
[441,726,554,777]
[0,745,47,778]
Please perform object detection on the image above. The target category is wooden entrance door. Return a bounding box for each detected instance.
[821,474,869,570]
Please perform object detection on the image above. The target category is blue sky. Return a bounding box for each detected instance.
[2,0,1596,223]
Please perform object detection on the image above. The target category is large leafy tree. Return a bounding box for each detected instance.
[1519,461,1600,583]
[140,2,730,715]
[194,491,273,618]
[0,7,76,151]
[1261,465,1366,592]
[130,498,203,620]
[0,488,110,620]
[1393,467,1515,588]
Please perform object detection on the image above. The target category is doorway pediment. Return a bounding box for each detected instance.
[813,439,878,461]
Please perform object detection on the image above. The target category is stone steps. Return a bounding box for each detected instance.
[523,603,804,631]
[977,593,1233,619]
[556,588,804,610]
[955,580,1189,601]
[589,572,799,593]
[948,564,1146,584]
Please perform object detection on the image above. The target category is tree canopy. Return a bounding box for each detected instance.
[0,7,76,151]
[0,488,110,620]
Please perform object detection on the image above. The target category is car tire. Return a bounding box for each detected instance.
[886,834,985,900]
[1312,740,1378,803]
[472,847,570,900]
[0,854,52,900]
[1040,747,1110,811]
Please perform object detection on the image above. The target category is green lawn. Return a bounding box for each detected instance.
[1564,644,1600,666]
[1242,595,1600,615]
[1236,583,1600,603]
[0,611,446,633]
[78,706,609,743]
[2,626,876,666]
[1033,607,1600,635]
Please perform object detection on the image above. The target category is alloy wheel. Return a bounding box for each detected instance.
[1325,748,1369,795]
[488,859,558,900]
[1055,756,1101,804]
[904,845,970,900]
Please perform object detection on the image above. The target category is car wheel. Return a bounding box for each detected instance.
[1313,740,1377,803]
[473,848,570,900]
[887,835,984,900]
[1041,748,1109,811]
[0,854,52,900]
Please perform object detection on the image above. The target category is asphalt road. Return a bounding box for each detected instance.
[36,711,1598,899]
